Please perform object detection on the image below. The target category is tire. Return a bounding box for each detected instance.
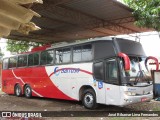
[14,84,22,97]
[82,89,98,109]
[24,85,32,98]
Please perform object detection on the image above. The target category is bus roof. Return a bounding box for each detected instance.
[47,37,113,50]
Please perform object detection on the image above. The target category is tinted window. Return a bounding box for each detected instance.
[18,55,27,67]
[28,54,34,66]
[93,62,104,80]
[2,58,8,69]
[40,51,47,65]
[46,50,54,64]
[41,50,54,65]
[9,57,17,68]
[33,53,39,65]
[106,59,118,84]
[28,53,39,66]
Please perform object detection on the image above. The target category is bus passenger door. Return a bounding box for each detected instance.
[105,59,120,105]
[93,61,106,104]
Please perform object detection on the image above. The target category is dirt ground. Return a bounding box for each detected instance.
[0,90,160,120]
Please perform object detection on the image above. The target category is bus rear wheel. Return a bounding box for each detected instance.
[82,89,98,109]
[14,84,22,97]
[24,85,32,98]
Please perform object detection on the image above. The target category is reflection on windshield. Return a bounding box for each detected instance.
[120,56,152,85]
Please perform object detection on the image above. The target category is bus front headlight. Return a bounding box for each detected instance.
[125,91,136,96]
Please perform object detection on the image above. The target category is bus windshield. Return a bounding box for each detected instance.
[120,56,152,86]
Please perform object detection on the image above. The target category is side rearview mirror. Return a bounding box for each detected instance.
[118,52,130,71]
[145,56,159,71]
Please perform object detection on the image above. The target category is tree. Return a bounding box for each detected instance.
[6,39,44,54]
[0,49,4,62]
[124,0,160,32]
[0,51,3,57]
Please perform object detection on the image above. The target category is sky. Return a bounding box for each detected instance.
[0,31,160,58]
[0,38,10,57]
[137,33,160,57]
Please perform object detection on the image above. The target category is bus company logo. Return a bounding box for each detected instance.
[2,112,11,118]
[54,67,60,76]
[128,88,136,91]
[54,67,80,76]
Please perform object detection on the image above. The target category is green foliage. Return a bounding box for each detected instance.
[6,39,44,54]
[0,51,4,62]
[124,0,160,31]
[0,52,3,57]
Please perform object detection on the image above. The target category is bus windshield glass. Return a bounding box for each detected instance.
[120,56,152,86]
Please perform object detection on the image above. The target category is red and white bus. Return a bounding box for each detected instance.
[1,38,159,109]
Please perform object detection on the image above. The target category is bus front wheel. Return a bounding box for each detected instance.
[82,89,98,109]
[14,84,22,97]
[24,85,32,98]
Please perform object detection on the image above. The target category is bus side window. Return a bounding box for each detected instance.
[63,48,71,63]
[41,50,54,65]
[33,53,39,66]
[93,62,104,81]
[106,59,119,84]
[2,58,9,69]
[73,46,81,62]
[9,57,17,68]
[40,51,47,65]
[46,50,54,64]
[18,55,27,67]
[82,44,92,61]
[73,44,92,63]
[28,53,39,66]
[28,54,34,66]
[56,49,63,64]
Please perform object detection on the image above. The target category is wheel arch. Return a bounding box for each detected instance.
[79,85,96,101]
[14,83,19,88]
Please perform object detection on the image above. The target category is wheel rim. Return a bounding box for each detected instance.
[25,87,31,96]
[16,87,20,95]
[84,93,94,107]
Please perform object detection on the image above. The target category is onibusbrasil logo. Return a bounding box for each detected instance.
[54,67,80,76]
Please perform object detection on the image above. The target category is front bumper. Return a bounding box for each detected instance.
[120,93,153,106]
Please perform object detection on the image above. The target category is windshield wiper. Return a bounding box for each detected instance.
[134,70,150,84]
[134,71,143,84]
